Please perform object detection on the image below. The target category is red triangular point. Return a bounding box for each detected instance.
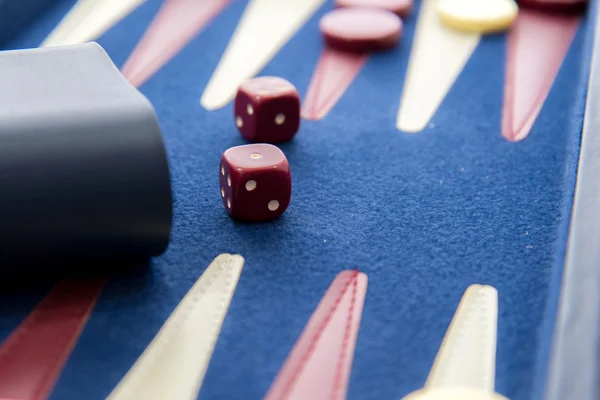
[302,48,368,120]
[502,10,580,142]
[122,0,233,87]
[0,279,105,400]
[264,270,368,400]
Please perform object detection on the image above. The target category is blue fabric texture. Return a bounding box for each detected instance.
[0,1,595,399]
[0,0,57,47]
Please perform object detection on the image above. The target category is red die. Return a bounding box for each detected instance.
[219,143,292,221]
[234,76,301,143]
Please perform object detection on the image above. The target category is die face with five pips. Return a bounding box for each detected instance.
[219,143,292,221]
[234,76,301,144]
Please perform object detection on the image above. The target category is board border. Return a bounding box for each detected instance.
[543,1,600,399]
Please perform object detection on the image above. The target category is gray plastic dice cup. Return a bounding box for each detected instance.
[0,42,173,269]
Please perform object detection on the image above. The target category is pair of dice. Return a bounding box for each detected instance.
[220,76,301,221]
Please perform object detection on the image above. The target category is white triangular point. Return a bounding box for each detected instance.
[502,10,580,142]
[425,284,498,392]
[107,254,245,400]
[41,0,146,47]
[122,0,233,88]
[200,0,327,110]
[264,270,368,400]
[397,0,480,133]
[302,49,369,120]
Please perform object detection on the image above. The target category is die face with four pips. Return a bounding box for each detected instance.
[219,143,292,221]
[234,76,301,144]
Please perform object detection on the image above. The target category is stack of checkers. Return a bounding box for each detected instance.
[322,0,589,46]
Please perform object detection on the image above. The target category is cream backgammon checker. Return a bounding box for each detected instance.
[437,0,518,34]
[107,254,245,400]
[402,285,508,400]
[41,0,146,47]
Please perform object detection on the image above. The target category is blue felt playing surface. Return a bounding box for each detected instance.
[0,0,596,399]
[0,0,57,47]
